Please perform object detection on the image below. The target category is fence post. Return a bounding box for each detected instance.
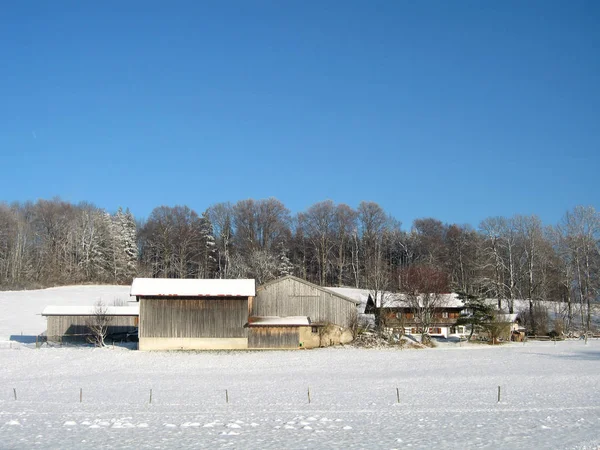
[225,389,229,404]
[307,387,311,404]
[13,388,17,401]
[149,389,152,404]
[80,388,82,403]
[497,386,501,403]
[396,387,400,403]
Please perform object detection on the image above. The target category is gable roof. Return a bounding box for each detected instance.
[257,276,360,305]
[130,278,256,298]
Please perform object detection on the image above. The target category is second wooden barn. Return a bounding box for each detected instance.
[246,316,320,349]
[131,278,255,351]
[42,305,139,342]
[252,276,360,328]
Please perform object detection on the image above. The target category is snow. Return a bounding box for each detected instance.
[1,285,599,449]
[327,287,465,309]
[248,316,311,326]
[41,305,139,316]
[0,342,599,449]
[0,285,131,340]
[326,287,372,312]
[130,278,256,298]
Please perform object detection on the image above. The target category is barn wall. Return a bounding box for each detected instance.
[248,327,300,349]
[253,278,357,327]
[46,315,138,338]
[140,297,248,339]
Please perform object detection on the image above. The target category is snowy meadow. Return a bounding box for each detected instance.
[1,287,599,449]
[1,342,599,449]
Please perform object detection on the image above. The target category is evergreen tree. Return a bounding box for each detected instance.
[110,207,138,283]
[455,292,495,341]
[277,242,294,277]
[199,210,217,278]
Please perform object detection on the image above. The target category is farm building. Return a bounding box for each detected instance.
[246,316,320,349]
[253,276,360,329]
[327,288,469,338]
[130,278,255,351]
[377,294,467,338]
[41,305,139,342]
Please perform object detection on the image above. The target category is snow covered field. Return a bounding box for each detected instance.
[1,342,599,449]
[1,286,599,449]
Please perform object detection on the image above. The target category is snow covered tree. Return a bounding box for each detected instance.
[198,210,217,278]
[277,242,294,277]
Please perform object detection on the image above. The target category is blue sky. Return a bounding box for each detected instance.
[1,1,598,228]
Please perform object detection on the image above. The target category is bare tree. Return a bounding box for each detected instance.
[401,265,450,343]
[86,301,112,347]
[303,200,336,285]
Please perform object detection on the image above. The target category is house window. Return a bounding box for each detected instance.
[442,312,449,319]
[396,312,402,319]
[311,326,318,334]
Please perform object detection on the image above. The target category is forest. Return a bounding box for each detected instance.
[0,198,598,332]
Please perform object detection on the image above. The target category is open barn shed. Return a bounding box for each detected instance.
[42,305,139,342]
[253,276,360,328]
[246,316,320,349]
[130,278,255,351]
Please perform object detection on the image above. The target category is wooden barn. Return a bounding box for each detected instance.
[42,305,139,342]
[246,316,320,349]
[253,276,360,328]
[130,278,255,351]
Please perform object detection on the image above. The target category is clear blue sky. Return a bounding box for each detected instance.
[1,1,598,228]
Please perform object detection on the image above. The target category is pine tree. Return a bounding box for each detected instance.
[455,292,495,341]
[277,242,294,277]
[121,208,138,281]
[199,210,217,278]
[110,207,138,283]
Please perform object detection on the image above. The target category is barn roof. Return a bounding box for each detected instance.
[258,276,360,305]
[247,316,311,327]
[130,278,256,298]
[42,305,139,316]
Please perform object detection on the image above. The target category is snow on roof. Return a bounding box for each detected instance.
[383,293,465,308]
[42,305,139,316]
[130,278,256,297]
[247,316,311,327]
[325,287,373,313]
[325,287,465,310]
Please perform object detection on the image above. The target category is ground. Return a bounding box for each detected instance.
[0,342,599,449]
[0,286,599,449]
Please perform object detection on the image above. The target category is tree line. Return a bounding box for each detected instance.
[1,197,598,332]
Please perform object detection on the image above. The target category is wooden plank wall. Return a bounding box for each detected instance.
[46,315,138,337]
[140,297,248,338]
[248,327,299,348]
[253,278,357,327]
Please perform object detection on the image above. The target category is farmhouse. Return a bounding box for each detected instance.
[41,305,139,342]
[130,278,255,351]
[377,293,467,338]
[327,287,468,339]
[253,276,360,328]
